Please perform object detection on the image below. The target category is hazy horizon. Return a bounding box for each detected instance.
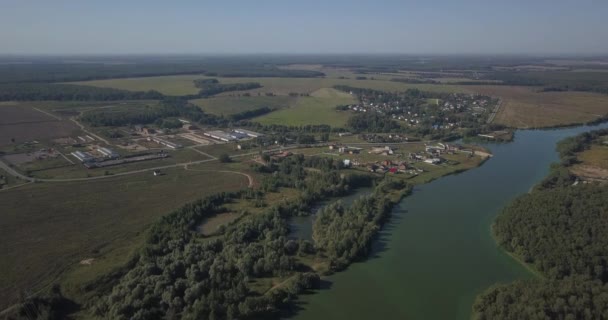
[1,0,607,55]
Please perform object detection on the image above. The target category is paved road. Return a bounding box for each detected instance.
[486,99,502,124]
[70,117,110,144]
[185,166,254,187]
[0,160,35,182]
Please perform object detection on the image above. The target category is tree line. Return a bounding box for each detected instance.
[0,83,164,101]
[0,60,324,84]
[193,79,263,98]
[79,99,210,127]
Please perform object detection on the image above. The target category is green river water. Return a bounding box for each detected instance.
[292,124,608,320]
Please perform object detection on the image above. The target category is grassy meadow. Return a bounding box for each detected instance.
[190,95,296,116]
[69,75,203,96]
[252,88,356,127]
[466,85,608,128]
[0,167,250,309]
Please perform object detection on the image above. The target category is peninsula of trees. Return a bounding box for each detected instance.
[473,129,608,319]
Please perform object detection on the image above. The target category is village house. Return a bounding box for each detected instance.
[369,146,394,155]
[424,158,442,164]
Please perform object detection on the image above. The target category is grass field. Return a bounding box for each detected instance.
[576,144,608,169]
[197,212,242,236]
[69,75,203,96]
[73,74,468,97]
[252,88,356,127]
[190,95,296,116]
[0,105,81,147]
[0,167,28,189]
[0,167,250,310]
[466,85,608,128]
[570,140,608,181]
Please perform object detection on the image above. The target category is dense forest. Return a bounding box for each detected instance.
[0,61,207,83]
[483,71,608,95]
[314,179,410,271]
[79,99,215,127]
[0,83,164,101]
[227,107,274,122]
[474,278,608,320]
[493,185,608,280]
[193,80,263,98]
[473,129,608,319]
[202,68,324,78]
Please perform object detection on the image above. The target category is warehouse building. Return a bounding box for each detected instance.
[98,147,120,159]
[150,137,182,149]
[71,151,94,163]
[233,128,264,138]
[203,130,237,142]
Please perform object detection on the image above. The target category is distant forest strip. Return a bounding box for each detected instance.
[202,68,324,78]
[227,106,274,122]
[0,80,263,101]
[480,71,608,95]
[473,129,608,319]
[0,83,164,101]
[193,79,263,98]
[0,61,324,84]
[79,99,216,127]
[390,77,439,84]
[0,63,208,84]
[15,156,409,319]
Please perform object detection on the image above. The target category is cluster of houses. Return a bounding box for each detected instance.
[134,125,158,136]
[329,144,362,154]
[364,160,418,174]
[369,146,395,155]
[344,91,496,131]
[359,133,411,143]
[337,142,481,175]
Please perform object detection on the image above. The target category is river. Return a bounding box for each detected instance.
[292,123,608,320]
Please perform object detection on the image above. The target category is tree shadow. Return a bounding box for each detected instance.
[367,208,406,260]
[282,279,334,318]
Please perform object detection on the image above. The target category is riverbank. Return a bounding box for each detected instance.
[473,126,608,318]
[292,123,608,320]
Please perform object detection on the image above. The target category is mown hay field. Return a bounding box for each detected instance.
[466,85,608,128]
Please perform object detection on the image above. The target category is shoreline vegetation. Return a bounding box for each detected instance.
[473,128,608,319]
[14,149,487,319]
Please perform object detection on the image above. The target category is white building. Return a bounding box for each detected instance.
[71,151,94,162]
[234,128,264,138]
[98,147,119,159]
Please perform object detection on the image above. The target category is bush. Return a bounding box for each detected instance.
[219,153,231,163]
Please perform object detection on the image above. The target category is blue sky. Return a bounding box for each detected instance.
[1,0,606,55]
